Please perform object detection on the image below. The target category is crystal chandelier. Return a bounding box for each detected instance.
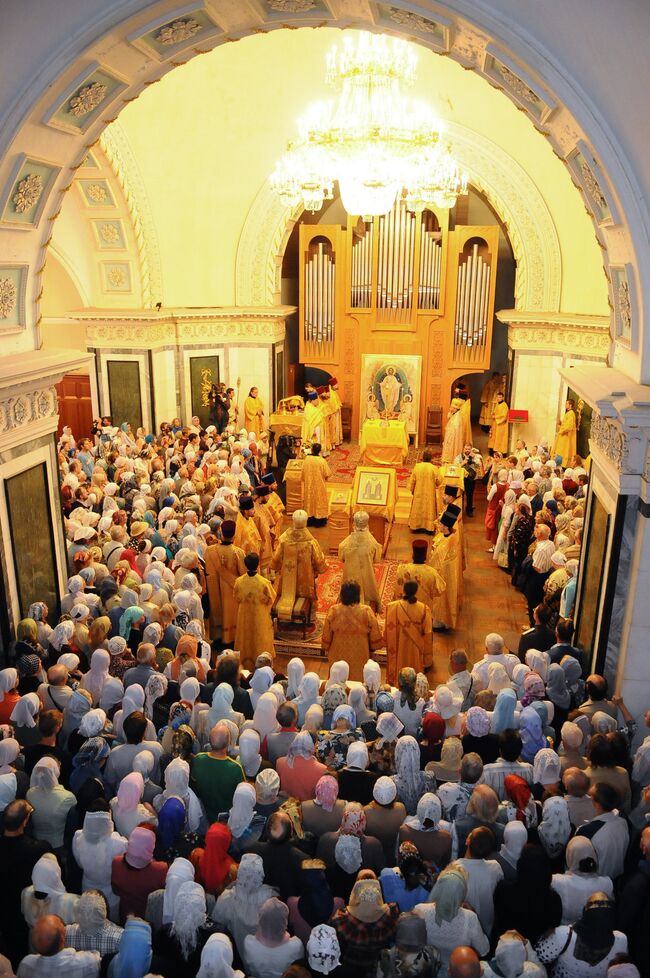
[270,31,468,217]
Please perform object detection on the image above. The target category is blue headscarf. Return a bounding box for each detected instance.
[491,688,517,734]
[530,700,555,740]
[519,705,547,763]
[108,918,152,978]
[70,736,110,794]
[119,606,144,640]
[157,796,186,850]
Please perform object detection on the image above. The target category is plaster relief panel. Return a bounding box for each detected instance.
[128,7,223,61]
[43,64,127,134]
[372,4,451,51]
[0,265,28,332]
[0,155,60,230]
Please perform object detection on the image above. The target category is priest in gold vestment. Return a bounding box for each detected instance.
[488,391,510,455]
[384,580,433,685]
[328,377,343,445]
[552,398,577,465]
[204,518,246,644]
[407,449,439,532]
[301,391,324,446]
[244,386,265,437]
[233,553,276,664]
[301,443,331,524]
[441,398,472,464]
[321,581,383,679]
[271,509,328,624]
[252,486,276,575]
[393,539,446,667]
[429,505,463,629]
[233,496,263,555]
[479,372,502,428]
[260,471,286,523]
[338,510,382,610]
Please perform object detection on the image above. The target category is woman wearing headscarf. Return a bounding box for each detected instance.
[237,727,265,780]
[498,773,538,829]
[393,667,425,737]
[427,736,464,784]
[27,602,53,652]
[154,756,204,833]
[462,706,500,764]
[519,672,547,710]
[316,802,385,901]
[166,633,207,684]
[276,729,328,800]
[559,720,588,772]
[118,605,146,653]
[153,880,218,978]
[337,740,377,805]
[213,852,278,961]
[301,774,345,836]
[494,820,528,883]
[64,889,124,957]
[493,844,562,945]
[368,708,404,774]
[10,690,41,746]
[286,858,344,945]
[113,684,156,742]
[537,795,572,863]
[320,684,347,731]
[27,756,76,849]
[413,865,488,974]
[88,615,111,654]
[583,733,632,813]
[519,705,548,763]
[379,841,434,912]
[286,657,305,700]
[197,933,244,978]
[61,687,93,751]
[131,750,162,806]
[111,825,168,923]
[329,877,399,978]
[347,686,375,733]
[316,704,365,772]
[107,635,135,682]
[191,821,237,896]
[206,683,243,732]
[535,893,627,978]
[110,771,157,838]
[551,837,614,925]
[107,917,152,978]
[222,781,265,858]
[391,735,437,816]
[21,852,80,929]
[0,668,20,724]
[242,896,305,978]
[399,792,453,870]
[72,808,127,914]
[491,687,519,734]
[293,671,321,726]
[79,647,111,706]
[69,735,110,793]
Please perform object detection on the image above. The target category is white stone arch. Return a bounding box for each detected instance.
[235,122,562,312]
[0,1,645,372]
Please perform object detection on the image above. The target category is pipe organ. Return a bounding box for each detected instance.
[298,204,499,440]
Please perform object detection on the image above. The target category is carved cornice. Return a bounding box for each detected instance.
[499,310,610,357]
[80,307,291,347]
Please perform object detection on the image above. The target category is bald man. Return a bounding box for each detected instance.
[18,915,100,977]
[448,946,481,978]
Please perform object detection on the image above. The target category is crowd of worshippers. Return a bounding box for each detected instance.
[0,420,646,978]
[480,438,589,629]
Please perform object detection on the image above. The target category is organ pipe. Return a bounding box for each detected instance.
[453,241,491,360]
[304,240,336,351]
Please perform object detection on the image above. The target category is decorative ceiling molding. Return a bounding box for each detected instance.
[236,121,562,312]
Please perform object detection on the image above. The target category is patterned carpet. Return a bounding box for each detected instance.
[273,556,399,655]
[327,443,423,486]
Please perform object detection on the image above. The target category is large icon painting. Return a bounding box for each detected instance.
[359,354,422,436]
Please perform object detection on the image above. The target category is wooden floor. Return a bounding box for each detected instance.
[274,434,529,683]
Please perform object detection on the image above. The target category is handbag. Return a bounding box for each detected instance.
[497,551,509,569]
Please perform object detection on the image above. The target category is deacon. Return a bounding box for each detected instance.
[488,390,510,456]
[301,390,323,446]
[394,539,446,669]
[384,580,433,685]
[328,376,343,445]
[233,553,276,664]
[234,495,263,556]
[321,581,383,678]
[429,504,463,630]
[253,485,277,575]
[407,449,439,533]
[204,518,246,645]
[260,472,286,524]
[244,386,265,437]
[338,510,382,611]
[301,442,330,527]
[272,509,327,625]
[317,386,336,454]
[479,371,502,430]
[553,397,577,465]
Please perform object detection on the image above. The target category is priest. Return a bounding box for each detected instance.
[479,371,502,429]
[407,449,439,533]
[384,580,433,685]
[328,376,343,445]
[233,495,263,556]
[203,518,246,645]
[271,508,328,625]
[301,442,331,527]
[233,552,276,665]
[553,397,577,465]
[253,485,277,575]
[338,510,382,611]
[488,390,510,456]
[393,538,446,668]
[428,504,463,630]
[301,390,323,447]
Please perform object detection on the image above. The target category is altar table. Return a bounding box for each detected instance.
[360,419,409,465]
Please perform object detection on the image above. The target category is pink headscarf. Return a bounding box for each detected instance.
[116,771,144,812]
[520,672,546,707]
[314,775,339,813]
[125,825,156,869]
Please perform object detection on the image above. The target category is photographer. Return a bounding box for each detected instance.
[455,443,483,516]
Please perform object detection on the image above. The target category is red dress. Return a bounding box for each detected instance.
[485,481,508,543]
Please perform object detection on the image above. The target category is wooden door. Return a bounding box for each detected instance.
[56,373,93,440]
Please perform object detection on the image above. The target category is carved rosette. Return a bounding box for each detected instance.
[12,173,43,213]
[388,8,437,33]
[69,82,108,117]
[0,278,17,319]
[590,412,627,470]
[267,0,316,11]
[156,18,202,45]
[87,183,108,203]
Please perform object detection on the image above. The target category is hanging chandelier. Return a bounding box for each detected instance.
[270,31,468,217]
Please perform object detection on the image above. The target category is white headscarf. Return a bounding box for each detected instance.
[238,729,262,777]
[0,668,17,702]
[228,782,257,838]
[363,660,381,694]
[252,691,279,740]
[78,708,107,738]
[81,649,111,705]
[100,676,124,711]
[11,692,40,728]
[32,853,65,895]
[533,748,561,785]
[375,711,404,747]
[498,820,528,869]
[0,737,20,774]
[197,933,242,978]
[308,924,341,975]
[249,667,274,709]
[50,621,75,652]
[132,750,155,781]
[538,796,572,859]
[207,683,239,728]
[286,657,305,699]
[326,660,349,689]
[285,730,315,767]
[73,810,127,891]
[494,933,528,978]
[145,673,168,719]
[30,755,60,789]
[162,857,195,925]
[171,881,207,960]
[345,741,369,770]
